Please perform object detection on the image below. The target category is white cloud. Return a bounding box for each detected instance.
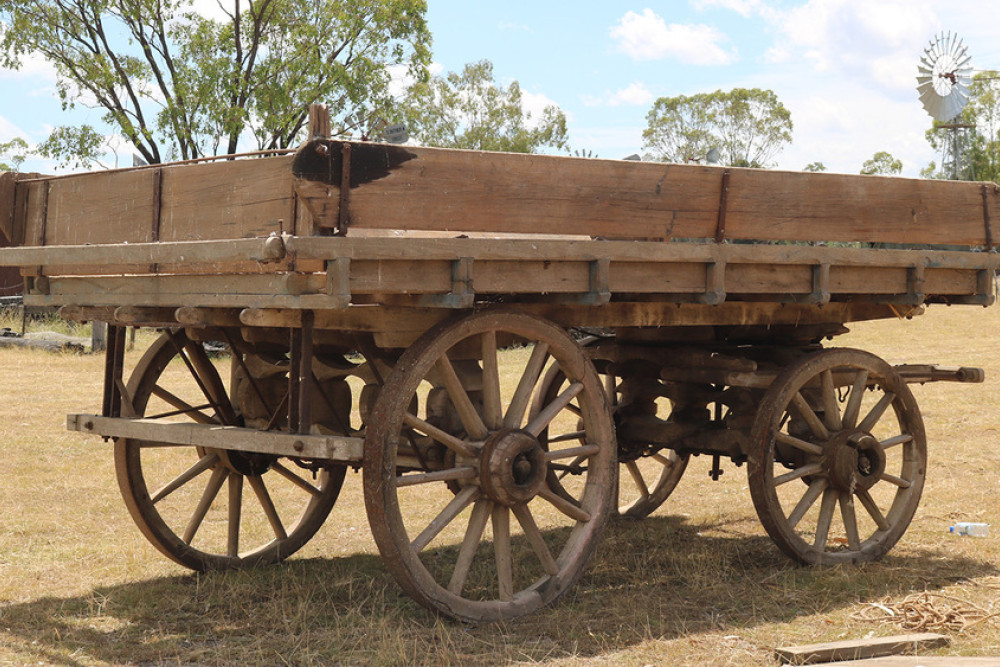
[0,114,28,142]
[581,82,655,108]
[692,0,762,18]
[610,9,738,65]
[521,90,569,126]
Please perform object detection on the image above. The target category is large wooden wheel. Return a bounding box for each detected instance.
[748,348,926,564]
[115,329,345,571]
[534,362,688,519]
[363,311,616,622]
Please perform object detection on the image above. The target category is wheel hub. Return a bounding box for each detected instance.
[823,430,885,492]
[220,449,274,476]
[479,429,548,506]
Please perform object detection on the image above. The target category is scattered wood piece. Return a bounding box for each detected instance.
[0,335,84,353]
[774,632,950,665]
[823,658,1000,666]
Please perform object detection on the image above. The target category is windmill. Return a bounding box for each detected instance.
[917,31,974,179]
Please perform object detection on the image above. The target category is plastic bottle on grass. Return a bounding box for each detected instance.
[949,522,990,537]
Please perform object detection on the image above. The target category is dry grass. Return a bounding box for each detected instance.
[1,305,999,665]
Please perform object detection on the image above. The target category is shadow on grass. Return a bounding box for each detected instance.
[1,514,997,665]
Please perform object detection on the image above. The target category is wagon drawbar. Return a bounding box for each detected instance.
[0,105,996,622]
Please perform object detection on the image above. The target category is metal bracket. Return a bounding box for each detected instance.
[698,261,726,305]
[418,257,475,308]
[325,256,351,308]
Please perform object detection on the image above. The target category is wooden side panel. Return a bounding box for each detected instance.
[47,170,155,246]
[158,157,293,242]
[725,170,993,245]
[0,172,15,245]
[295,140,998,247]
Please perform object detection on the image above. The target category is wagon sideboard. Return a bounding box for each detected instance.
[0,141,997,340]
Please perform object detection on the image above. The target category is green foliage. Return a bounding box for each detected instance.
[402,59,568,153]
[642,88,793,167]
[924,71,1000,181]
[36,126,108,170]
[0,0,431,166]
[860,151,902,176]
[803,161,827,172]
[0,137,29,172]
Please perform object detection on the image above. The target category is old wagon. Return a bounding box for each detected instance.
[0,107,996,622]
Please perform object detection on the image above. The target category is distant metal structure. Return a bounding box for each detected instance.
[917,31,974,179]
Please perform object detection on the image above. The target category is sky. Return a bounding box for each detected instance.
[3,0,1000,176]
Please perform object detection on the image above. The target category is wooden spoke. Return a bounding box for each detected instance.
[248,475,287,541]
[410,485,479,553]
[773,463,823,486]
[504,343,550,429]
[547,429,586,444]
[625,461,651,499]
[604,374,617,405]
[481,331,503,431]
[880,433,913,450]
[651,452,672,466]
[402,411,477,458]
[544,443,600,462]
[563,402,582,417]
[856,488,891,531]
[555,454,587,480]
[150,385,218,424]
[270,461,324,498]
[791,392,830,440]
[181,340,238,425]
[787,478,828,529]
[227,473,243,557]
[858,391,896,433]
[524,381,584,437]
[842,369,870,429]
[538,487,592,522]
[511,503,559,576]
[820,370,843,431]
[813,487,838,550]
[839,491,861,551]
[448,499,493,595]
[775,432,824,457]
[492,505,513,602]
[396,467,477,488]
[182,466,228,544]
[879,472,912,489]
[436,355,488,441]
[150,452,220,504]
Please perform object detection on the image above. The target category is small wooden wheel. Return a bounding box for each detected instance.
[363,311,616,622]
[748,348,926,564]
[115,329,345,571]
[534,362,688,519]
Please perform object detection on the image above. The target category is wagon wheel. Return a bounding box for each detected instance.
[363,311,616,622]
[115,329,345,571]
[533,362,689,519]
[747,348,926,564]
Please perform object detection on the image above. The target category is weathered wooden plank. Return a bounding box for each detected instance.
[821,657,1000,666]
[293,140,1000,246]
[0,236,286,267]
[68,413,364,462]
[774,632,950,665]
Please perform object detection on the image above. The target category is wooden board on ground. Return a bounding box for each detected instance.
[822,658,1000,666]
[774,633,950,664]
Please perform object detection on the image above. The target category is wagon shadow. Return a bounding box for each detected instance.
[1,514,997,665]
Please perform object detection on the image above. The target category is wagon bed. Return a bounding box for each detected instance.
[0,116,997,622]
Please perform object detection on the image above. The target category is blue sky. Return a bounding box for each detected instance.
[4,1,1000,176]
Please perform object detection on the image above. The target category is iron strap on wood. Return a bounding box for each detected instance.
[714,169,731,243]
[337,143,352,236]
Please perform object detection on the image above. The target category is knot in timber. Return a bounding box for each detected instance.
[479,429,548,507]
[823,430,885,493]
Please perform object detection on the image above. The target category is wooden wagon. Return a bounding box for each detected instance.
[1,111,997,622]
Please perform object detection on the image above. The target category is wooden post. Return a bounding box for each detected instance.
[91,320,108,352]
[309,104,331,140]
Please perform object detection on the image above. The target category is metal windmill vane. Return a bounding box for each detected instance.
[917,31,973,122]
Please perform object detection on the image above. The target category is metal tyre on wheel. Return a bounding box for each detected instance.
[363,311,616,622]
[748,348,926,565]
[115,329,345,571]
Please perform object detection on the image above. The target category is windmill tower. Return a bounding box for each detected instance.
[917,31,974,179]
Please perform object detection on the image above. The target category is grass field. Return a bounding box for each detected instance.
[0,305,998,665]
